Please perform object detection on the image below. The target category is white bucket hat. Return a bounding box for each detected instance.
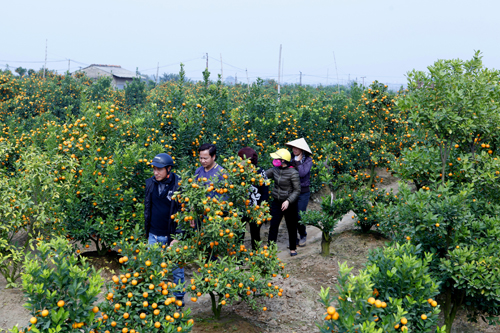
[286,138,312,155]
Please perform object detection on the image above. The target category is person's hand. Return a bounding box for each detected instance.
[281,200,289,211]
[170,239,179,245]
[190,220,196,228]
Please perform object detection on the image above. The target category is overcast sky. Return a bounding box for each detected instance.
[2,0,499,88]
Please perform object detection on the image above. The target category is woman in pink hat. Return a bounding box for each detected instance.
[266,148,301,256]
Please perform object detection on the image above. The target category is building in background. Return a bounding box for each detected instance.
[78,64,141,89]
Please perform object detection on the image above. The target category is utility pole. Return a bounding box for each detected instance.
[348,74,350,86]
[277,44,282,100]
[156,62,159,85]
[206,53,208,69]
[68,59,70,73]
[246,68,250,94]
[281,58,284,84]
[220,54,223,82]
[333,51,339,93]
[361,76,366,86]
[43,39,47,78]
[235,73,237,85]
[299,71,302,86]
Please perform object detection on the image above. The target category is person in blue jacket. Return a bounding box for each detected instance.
[144,153,185,305]
[286,138,313,247]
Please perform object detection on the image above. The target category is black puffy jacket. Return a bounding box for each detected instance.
[144,173,181,238]
[265,166,301,204]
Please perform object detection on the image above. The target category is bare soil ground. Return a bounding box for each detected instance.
[1,169,499,333]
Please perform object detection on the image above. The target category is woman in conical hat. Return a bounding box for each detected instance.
[286,138,312,155]
[286,138,313,247]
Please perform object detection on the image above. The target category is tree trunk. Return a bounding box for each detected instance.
[367,163,376,189]
[442,286,465,333]
[321,232,331,257]
[209,291,223,319]
[90,235,107,256]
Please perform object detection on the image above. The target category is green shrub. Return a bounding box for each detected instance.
[440,244,500,326]
[300,192,353,256]
[11,236,103,333]
[317,260,446,333]
[366,242,441,332]
[0,144,77,287]
[318,262,408,333]
[352,187,396,233]
[99,240,194,333]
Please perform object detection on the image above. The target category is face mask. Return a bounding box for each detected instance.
[272,159,282,167]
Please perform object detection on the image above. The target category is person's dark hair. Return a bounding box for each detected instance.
[199,143,217,158]
[238,147,258,166]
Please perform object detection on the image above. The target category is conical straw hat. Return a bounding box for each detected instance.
[286,138,312,155]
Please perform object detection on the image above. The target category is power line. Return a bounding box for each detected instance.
[70,60,89,66]
[139,57,201,72]
[0,59,66,63]
[207,56,245,72]
[1,58,406,86]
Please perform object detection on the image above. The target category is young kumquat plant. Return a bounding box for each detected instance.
[11,236,103,333]
[101,239,194,333]
[317,261,446,333]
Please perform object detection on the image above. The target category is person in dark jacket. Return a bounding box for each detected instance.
[237,147,269,250]
[144,153,185,304]
[286,138,313,247]
[266,148,301,256]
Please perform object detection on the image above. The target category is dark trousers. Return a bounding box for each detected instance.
[237,216,262,250]
[297,191,310,237]
[268,199,298,251]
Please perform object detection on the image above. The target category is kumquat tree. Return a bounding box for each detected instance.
[317,243,446,333]
[300,174,355,256]
[171,155,288,319]
[99,237,195,333]
[11,236,104,333]
[378,52,500,333]
[0,143,77,288]
[2,50,500,333]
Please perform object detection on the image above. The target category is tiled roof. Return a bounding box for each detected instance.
[82,64,139,79]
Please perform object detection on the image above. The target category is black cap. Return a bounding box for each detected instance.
[151,153,174,168]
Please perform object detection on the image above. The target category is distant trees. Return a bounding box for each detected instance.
[15,67,27,77]
[124,78,147,110]
[160,72,182,82]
